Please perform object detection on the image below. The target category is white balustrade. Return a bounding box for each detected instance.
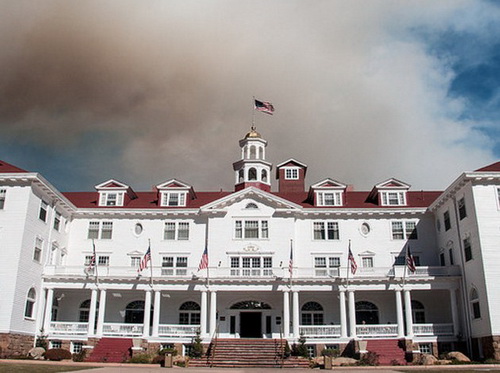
[356,324,398,337]
[413,323,454,336]
[49,322,89,336]
[102,323,143,337]
[299,325,341,338]
[158,324,200,337]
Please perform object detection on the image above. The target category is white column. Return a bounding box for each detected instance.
[152,290,161,337]
[200,290,208,336]
[96,289,107,337]
[88,288,98,336]
[143,290,152,338]
[283,291,290,338]
[449,288,460,336]
[395,289,404,338]
[339,290,347,338]
[209,290,217,336]
[292,291,300,338]
[404,290,414,338]
[43,288,54,332]
[348,290,356,338]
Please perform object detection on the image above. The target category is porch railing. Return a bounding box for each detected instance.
[356,324,398,337]
[413,323,454,336]
[49,322,89,336]
[102,323,143,337]
[299,325,341,338]
[157,324,199,337]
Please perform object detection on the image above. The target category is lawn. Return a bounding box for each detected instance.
[0,363,98,373]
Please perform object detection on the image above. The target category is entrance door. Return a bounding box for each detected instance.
[240,312,262,338]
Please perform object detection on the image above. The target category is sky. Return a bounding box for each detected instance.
[1,0,499,193]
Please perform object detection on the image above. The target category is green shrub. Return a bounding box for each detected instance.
[321,348,340,358]
[127,353,153,364]
[189,330,203,358]
[44,348,72,361]
[358,351,379,366]
[158,347,178,356]
[72,350,86,362]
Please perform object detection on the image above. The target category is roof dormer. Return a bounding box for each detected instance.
[276,159,307,193]
[95,179,137,207]
[156,179,196,207]
[368,178,410,206]
[309,178,347,207]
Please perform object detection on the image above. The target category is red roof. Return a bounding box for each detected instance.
[475,161,500,172]
[63,190,441,209]
[0,160,27,173]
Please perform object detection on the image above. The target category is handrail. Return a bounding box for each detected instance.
[208,322,219,367]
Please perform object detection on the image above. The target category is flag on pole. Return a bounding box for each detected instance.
[138,246,151,273]
[406,246,416,273]
[348,244,357,275]
[86,240,96,273]
[254,99,275,115]
[288,240,293,275]
[198,245,209,271]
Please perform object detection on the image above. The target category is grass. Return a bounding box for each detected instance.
[0,363,98,373]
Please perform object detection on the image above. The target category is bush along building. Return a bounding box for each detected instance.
[0,127,499,363]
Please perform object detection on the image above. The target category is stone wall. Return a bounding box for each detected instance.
[0,333,35,358]
[481,335,500,360]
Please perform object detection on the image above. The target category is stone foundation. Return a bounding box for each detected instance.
[0,333,35,358]
[480,335,500,360]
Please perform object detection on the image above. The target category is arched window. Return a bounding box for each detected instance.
[261,170,268,182]
[24,288,36,318]
[411,300,425,323]
[301,301,324,325]
[470,288,481,319]
[250,146,256,160]
[230,300,272,309]
[248,168,257,181]
[238,170,244,183]
[125,300,148,324]
[355,301,379,324]
[259,147,264,160]
[79,299,99,323]
[179,301,201,325]
[245,203,258,209]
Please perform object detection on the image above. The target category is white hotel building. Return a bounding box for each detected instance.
[1,128,499,360]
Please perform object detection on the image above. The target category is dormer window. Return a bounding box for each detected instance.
[95,179,136,207]
[317,191,343,206]
[381,191,406,206]
[284,168,299,180]
[100,192,124,207]
[309,178,347,207]
[161,192,187,207]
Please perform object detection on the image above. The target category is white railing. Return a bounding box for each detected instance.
[356,324,398,337]
[413,323,454,336]
[103,323,143,337]
[158,324,200,337]
[299,325,341,338]
[49,322,89,336]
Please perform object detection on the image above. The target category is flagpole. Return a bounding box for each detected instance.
[93,239,99,286]
[346,240,351,288]
[149,239,154,288]
[402,245,408,288]
[252,96,256,130]
[289,239,293,289]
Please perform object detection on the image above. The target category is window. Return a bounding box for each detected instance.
[24,288,36,318]
[362,257,373,268]
[317,191,342,206]
[50,341,62,349]
[163,222,190,240]
[0,189,6,209]
[71,342,84,354]
[87,222,113,240]
[449,248,454,265]
[444,211,451,231]
[162,256,188,276]
[131,256,141,268]
[179,301,201,325]
[314,257,340,277]
[230,256,273,276]
[53,212,61,231]
[39,200,48,222]
[33,237,43,262]
[284,168,299,180]
[463,237,473,262]
[234,220,269,239]
[381,191,406,206]
[458,198,467,220]
[411,300,426,323]
[84,255,94,267]
[313,221,340,240]
[391,221,417,240]
[97,256,109,266]
[440,253,445,266]
[301,302,324,325]
[248,168,257,181]
[419,343,432,354]
[79,299,99,322]
[161,192,187,207]
[470,288,481,319]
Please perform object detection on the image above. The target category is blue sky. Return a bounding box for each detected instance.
[0,1,499,192]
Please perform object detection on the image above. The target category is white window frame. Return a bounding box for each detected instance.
[161,256,188,276]
[161,191,187,207]
[313,221,340,240]
[99,191,125,207]
[391,220,418,240]
[0,189,6,209]
[71,342,84,354]
[87,221,113,240]
[33,237,43,263]
[381,191,406,206]
[39,200,48,222]
[234,219,269,240]
[53,212,61,231]
[130,256,141,268]
[230,255,273,277]
[24,288,36,319]
[316,191,343,206]
[458,197,467,220]
[284,168,299,180]
[97,256,110,267]
[361,257,374,268]
[163,221,190,240]
[314,256,341,277]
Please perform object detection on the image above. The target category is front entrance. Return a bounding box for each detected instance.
[240,312,262,338]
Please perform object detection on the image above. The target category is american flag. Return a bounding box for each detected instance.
[198,245,208,271]
[348,245,357,275]
[138,246,151,273]
[87,241,96,272]
[406,246,416,273]
[254,99,275,115]
[289,241,293,275]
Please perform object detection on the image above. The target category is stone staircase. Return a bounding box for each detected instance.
[85,337,133,363]
[366,339,407,365]
[190,338,310,368]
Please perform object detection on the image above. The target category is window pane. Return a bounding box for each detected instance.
[178,222,189,240]
[329,257,340,267]
[327,222,339,240]
[176,257,188,267]
[392,222,404,239]
[162,257,174,267]
[168,193,179,206]
[101,222,113,239]
[230,257,239,268]
[235,221,242,239]
[0,189,6,209]
[313,222,325,240]
[406,221,418,239]
[164,222,176,240]
[88,222,99,239]
[315,257,326,268]
[245,221,259,238]
[39,201,48,221]
[263,257,272,268]
[261,221,269,239]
